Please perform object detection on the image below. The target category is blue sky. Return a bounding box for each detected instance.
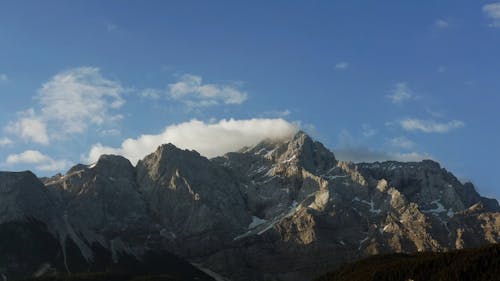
[0,1,499,200]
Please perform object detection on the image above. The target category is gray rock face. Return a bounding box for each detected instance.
[0,131,499,281]
[199,133,500,281]
[136,144,250,257]
[48,155,147,231]
[45,154,151,262]
[0,171,56,224]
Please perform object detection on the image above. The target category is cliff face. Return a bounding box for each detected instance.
[0,132,498,281]
[198,132,500,281]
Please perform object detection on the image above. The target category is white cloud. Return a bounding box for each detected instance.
[389,136,415,149]
[434,19,449,28]
[0,74,8,83]
[483,2,500,28]
[261,109,292,118]
[275,109,291,117]
[6,67,125,144]
[139,88,162,100]
[6,109,49,145]
[335,130,430,163]
[86,118,298,164]
[6,150,48,164]
[400,118,464,133]
[334,147,432,163]
[5,150,72,172]
[0,137,13,146]
[168,74,248,106]
[98,128,121,136]
[386,82,413,104]
[38,67,125,135]
[393,152,433,162]
[362,124,377,137]
[335,62,349,70]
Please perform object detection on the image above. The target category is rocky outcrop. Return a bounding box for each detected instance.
[0,131,498,281]
[0,168,214,280]
[136,143,250,257]
[0,171,56,224]
[200,132,500,280]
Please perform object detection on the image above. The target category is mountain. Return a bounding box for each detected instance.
[0,131,499,281]
[313,243,500,281]
[0,169,214,281]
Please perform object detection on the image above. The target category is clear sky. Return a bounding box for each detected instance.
[0,1,499,200]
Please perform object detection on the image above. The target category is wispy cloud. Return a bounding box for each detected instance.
[168,74,248,107]
[138,88,162,100]
[5,67,125,144]
[334,146,432,163]
[86,118,298,164]
[434,19,449,28]
[5,150,72,172]
[483,2,500,27]
[0,137,13,147]
[393,152,433,162]
[335,62,349,70]
[0,74,8,83]
[335,129,430,162]
[362,124,377,137]
[260,109,292,118]
[386,82,413,104]
[6,109,49,145]
[98,128,121,137]
[400,118,464,133]
[389,136,415,149]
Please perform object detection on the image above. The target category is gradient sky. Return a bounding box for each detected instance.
[0,1,499,200]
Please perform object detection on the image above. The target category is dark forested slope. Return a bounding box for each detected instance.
[314,244,500,281]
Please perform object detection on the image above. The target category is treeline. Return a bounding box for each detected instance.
[314,244,500,281]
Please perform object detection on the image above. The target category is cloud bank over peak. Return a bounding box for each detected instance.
[86,118,299,164]
[5,150,72,172]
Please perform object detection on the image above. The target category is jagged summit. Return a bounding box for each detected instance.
[287,130,337,173]
[1,131,500,281]
[155,143,203,158]
[228,130,337,174]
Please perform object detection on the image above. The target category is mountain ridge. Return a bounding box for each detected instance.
[0,131,499,281]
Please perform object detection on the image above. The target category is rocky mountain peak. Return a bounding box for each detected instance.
[94,154,133,169]
[0,171,55,224]
[136,142,250,256]
[0,171,39,189]
[285,131,337,173]
[357,160,499,214]
[136,143,208,183]
[157,143,202,159]
[66,164,88,175]
[234,131,337,175]
[92,154,135,180]
[1,132,500,281]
